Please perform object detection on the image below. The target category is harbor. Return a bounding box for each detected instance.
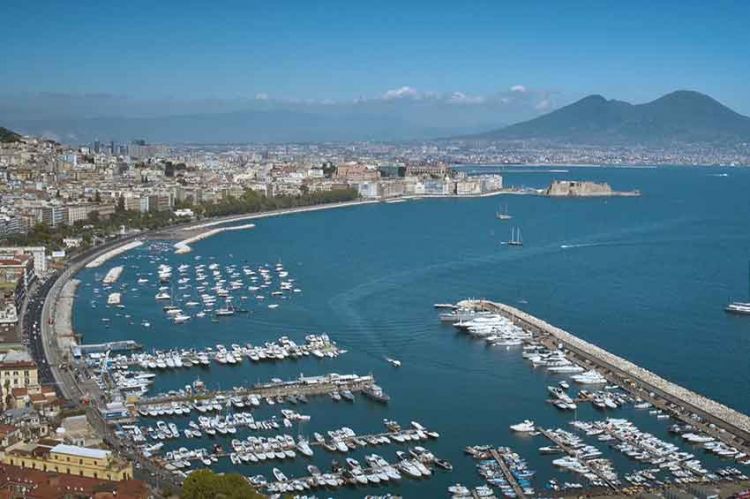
[437,300,750,496]
[59,182,750,498]
[455,300,750,451]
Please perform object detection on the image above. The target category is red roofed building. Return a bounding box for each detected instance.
[0,463,150,498]
[0,425,20,449]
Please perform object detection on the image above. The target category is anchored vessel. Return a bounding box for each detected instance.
[496,203,512,220]
[505,227,523,247]
[725,262,750,315]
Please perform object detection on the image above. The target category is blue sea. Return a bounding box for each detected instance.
[73,166,750,496]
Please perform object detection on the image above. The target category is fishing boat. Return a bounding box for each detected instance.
[496,203,512,220]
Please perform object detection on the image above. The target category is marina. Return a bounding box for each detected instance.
[457,300,750,450]
[133,373,380,408]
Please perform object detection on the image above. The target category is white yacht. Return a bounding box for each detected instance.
[510,420,536,433]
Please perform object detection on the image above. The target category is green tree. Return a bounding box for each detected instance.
[181,469,263,499]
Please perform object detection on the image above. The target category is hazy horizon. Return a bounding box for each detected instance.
[3,0,750,143]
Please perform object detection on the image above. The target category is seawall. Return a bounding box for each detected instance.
[461,299,750,444]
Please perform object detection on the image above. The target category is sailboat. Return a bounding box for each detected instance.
[496,203,512,220]
[725,262,750,315]
[504,227,524,247]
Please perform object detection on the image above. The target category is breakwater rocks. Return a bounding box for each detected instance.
[459,299,750,444]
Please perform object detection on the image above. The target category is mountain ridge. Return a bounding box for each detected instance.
[465,90,750,145]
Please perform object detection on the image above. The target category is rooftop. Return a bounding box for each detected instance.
[51,444,110,460]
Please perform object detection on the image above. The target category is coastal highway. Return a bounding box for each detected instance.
[23,277,58,389]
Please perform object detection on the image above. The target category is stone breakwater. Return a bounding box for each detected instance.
[460,299,750,441]
[173,223,255,254]
[85,240,144,268]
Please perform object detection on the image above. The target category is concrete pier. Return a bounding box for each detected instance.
[135,373,377,408]
[460,300,750,452]
[489,448,528,499]
[537,428,617,489]
[72,340,143,356]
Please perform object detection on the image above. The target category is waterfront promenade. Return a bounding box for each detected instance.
[462,299,750,452]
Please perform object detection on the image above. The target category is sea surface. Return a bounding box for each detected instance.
[73,166,750,497]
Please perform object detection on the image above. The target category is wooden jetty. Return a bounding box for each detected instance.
[460,300,750,454]
[135,373,377,408]
[489,449,528,499]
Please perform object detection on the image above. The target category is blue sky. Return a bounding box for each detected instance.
[2,0,750,114]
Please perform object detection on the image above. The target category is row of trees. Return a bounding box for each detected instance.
[1,187,359,251]
[200,187,358,218]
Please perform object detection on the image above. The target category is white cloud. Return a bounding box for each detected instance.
[510,85,527,93]
[255,93,269,100]
[383,86,420,100]
[447,91,485,104]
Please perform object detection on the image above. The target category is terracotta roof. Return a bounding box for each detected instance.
[0,463,149,499]
[0,425,17,436]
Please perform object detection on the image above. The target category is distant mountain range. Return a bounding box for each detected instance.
[3,99,515,144]
[3,90,749,145]
[465,91,750,145]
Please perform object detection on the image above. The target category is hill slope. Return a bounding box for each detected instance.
[0,126,21,143]
[470,91,750,145]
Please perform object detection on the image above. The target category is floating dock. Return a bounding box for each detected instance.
[459,300,750,454]
[489,448,528,499]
